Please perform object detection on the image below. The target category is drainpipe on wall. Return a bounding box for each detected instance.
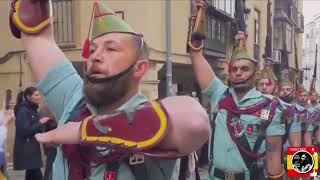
[166,0,173,97]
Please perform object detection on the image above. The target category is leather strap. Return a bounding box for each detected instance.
[219,93,278,179]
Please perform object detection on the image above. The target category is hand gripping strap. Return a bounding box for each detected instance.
[186,1,207,52]
[80,101,170,151]
[11,0,53,36]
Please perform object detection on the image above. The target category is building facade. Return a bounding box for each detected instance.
[303,13,320,90]
[0,0,304,163]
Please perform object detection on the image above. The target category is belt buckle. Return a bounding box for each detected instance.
[129,154,144,165]
[225,170,235,180]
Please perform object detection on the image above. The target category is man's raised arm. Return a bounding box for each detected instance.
[188,0,215,91]
[22,25,66,82]
[9,0,66,82]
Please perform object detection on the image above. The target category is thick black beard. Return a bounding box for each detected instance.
[83,71,132,110]
[279,95,293,103]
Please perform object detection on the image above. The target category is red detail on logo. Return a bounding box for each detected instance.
[287,146,318,178]
[105,171,117,180]
[246,127,253,135]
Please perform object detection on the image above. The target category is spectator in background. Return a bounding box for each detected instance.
[13,87,51,180]
[0,99,15,179]
[39,104,57,180]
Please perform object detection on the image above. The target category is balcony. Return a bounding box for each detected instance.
[296,13,304,33]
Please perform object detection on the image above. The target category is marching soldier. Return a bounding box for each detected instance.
[296,87,314,146]
[256,61,278,95]
[277,71,303,147]
[309,90,319,109]
[310,89,320,147]
[188,2,285,180]
[9,0,211,180]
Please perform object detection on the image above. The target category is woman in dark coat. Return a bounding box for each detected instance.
[39,104,57,180]
[13,87,50,180]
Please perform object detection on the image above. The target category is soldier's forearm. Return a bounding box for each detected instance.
[266,136,283,178]
[35,122,81,145]
[21,26,66,82]
[190,51,216,91]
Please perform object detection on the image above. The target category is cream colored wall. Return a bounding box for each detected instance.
[77,1,191,64]
[0,0,167,98]
[245,1,268,69]
[0,2,24,57]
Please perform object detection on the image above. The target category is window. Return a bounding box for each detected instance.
[273,21,283,50]
[205,15,227,54]
[211,0,235,17]
[286,25,293,52]
[254,9,260,45]
[221,22,226,42]
[215,20,221,40]
[52,0,74,45]
[207,16,226,42]
[289,0,298,23]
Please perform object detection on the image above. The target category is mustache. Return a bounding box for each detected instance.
[85,64,134,84]
[85,65,103,76]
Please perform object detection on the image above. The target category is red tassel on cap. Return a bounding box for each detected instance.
[82,2,97,59]
[82,38,90,59]
[228,64,232,73]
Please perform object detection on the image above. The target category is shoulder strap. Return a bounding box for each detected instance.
[226,98,279,179]
[208,89,229,170]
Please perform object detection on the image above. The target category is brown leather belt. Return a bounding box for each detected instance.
[214,167,246,180]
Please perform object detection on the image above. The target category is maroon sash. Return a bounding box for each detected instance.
[218,93,279,159]
[62,101,174,180]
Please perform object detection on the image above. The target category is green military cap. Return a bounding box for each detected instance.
[82,1,140,58]
[259,68,277,82]
[230,48,257,65]
[280,78,293,87]
[91,1,138,40]
[309,89,318,95]
[280,70,293,87]
[297,85,308,94]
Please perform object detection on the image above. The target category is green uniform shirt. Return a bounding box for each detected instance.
[307,103,320,132]
[203,78,285,180]
[38,60,176,180]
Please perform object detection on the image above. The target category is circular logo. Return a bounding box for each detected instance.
[292,150,314,174]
